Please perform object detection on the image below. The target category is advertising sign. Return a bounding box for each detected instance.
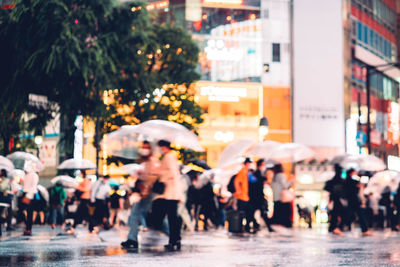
[293,0,345,148]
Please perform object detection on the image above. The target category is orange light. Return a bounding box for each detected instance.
[226,15,232,21]
[250,13,256,20]
[202,14,208,20]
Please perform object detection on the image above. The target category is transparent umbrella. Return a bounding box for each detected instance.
[268,143,315,163]
[333,154,386,171]
[58,158,96,170]
[246,141,281,159]
[7,152,44,172]
[37,185,49,202]
[104,125,141,160]
[134,120,204,151]
[217,139,254,169]
[51,175,79,188]
[120,164,143,176]
[0,155,14,172]
[365,171,400,194]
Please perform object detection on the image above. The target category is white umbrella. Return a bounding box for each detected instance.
[0,155,14,172]
[358,155,386,172]
[58,158,96,170]
[366,170,400,193]
[268,143,315,163]
[134,120,204,151]
[210,167,242,186]
[217,139,254,169]
[51,175,79,188]
[246,141,281,159]
[7,151,44,172]
[120,164,143,175]
[333,154,386,171]
[37,185,49,202]
[104,125,141,160]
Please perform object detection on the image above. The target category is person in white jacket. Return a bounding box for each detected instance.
[21,164,39,236]
[152,139,183,251]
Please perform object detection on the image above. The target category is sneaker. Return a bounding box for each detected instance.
[121,239,138,249]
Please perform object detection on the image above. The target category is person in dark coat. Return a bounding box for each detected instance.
[343,169,371,236]
[249,159,274,232]
[324,164,345,235]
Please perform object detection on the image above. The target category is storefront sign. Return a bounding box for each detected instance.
[74,115,83,160]
[203,0,242,5]
[147,0,169,10]
[388,102,399,144]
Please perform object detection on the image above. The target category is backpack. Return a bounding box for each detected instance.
[227,175,236,194]
[50,186,63,206]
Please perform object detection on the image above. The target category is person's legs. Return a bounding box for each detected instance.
[50,207,57,226]
[26,203,34,232]
[357,207,369,233]
[127,202,143,242]
[165,200,180,245]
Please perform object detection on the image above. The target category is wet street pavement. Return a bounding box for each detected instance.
[0,225,400,267]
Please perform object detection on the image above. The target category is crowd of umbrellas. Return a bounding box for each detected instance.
[0,119,398,198]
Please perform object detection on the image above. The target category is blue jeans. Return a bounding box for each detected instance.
[50,205,64,225]
[127,195,169,242]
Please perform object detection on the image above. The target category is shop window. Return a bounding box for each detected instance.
[272,43,280,62]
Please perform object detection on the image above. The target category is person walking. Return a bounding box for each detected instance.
[72,171,92,231]
[90,175,111,233]
[21,164,39,236]
[233,158,253,233]
[271,164,293,228]
[250,159,274,232]
[109,186,122,227]
[324,164,345,235]
[151,140,183,251]
[343,169,371,236]
[121,141,163,249]
[49,182,67,229]
[0,169,11,236]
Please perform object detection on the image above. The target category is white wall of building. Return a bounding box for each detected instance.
[261,0,291,86]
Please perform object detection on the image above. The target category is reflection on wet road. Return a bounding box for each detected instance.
[1,226,400,266]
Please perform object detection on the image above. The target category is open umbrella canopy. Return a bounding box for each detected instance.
[187,159,211,172]
[333,154,386,172]
[104,125,141,160]
[268,143,315,163]
[0,155,14,172]
[7,152,44,172]
[58,158,96,170]
[365,170,400,194]
[134,120,204,151]
[37,185,49,202]
[51,175,78,188]
[246,141,281,159]
[120,164,143,176]
[217,139,254,169]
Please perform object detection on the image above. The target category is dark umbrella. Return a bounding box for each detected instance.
[188,159,211,171]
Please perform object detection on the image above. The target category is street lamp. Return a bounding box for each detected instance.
[259,116,269,142]
[365,62,400,155]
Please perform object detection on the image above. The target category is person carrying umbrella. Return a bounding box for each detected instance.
[324,164,345,235]
[249,159,274,232]
[121,140,165,249]
[72,171,92,231]
[343,169,371,236]
[0,169,11,236]
[21,164,39,236]
[49,181,67,229]
[151,140,183,251]
[233,158,253,233]
[90,175,111,233]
